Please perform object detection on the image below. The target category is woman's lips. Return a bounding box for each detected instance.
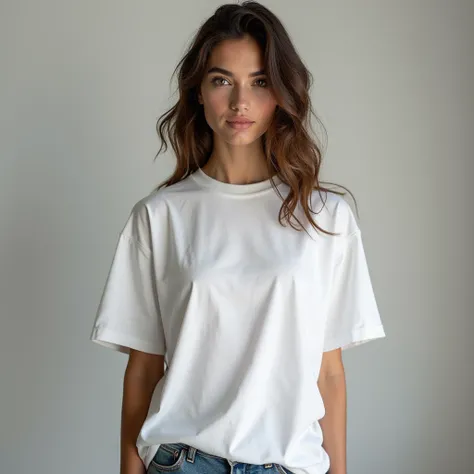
[226,120,254,130]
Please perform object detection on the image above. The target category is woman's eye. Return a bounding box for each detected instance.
[210,77,268,87]
[211,77,229,86]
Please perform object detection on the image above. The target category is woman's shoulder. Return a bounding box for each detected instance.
[311,189,360,237]
[131,173,199,214]
[118,176,197,248]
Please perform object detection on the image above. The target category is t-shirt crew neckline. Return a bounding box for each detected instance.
[191,167,283,195]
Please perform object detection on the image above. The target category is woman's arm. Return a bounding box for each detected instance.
[121,350,165,474]
[317,348,347,474]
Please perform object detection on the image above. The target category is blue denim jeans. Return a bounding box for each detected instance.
[146,442,304,474]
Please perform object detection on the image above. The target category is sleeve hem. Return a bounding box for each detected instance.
[323,323,386,352]
[90,325,165,356]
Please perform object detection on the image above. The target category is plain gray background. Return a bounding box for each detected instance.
[1,1,473,473]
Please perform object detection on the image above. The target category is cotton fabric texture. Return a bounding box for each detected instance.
[90,168,386,474]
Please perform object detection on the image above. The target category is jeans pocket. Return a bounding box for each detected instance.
[148,443,187,472]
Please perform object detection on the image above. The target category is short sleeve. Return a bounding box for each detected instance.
[323,227,386,352]
[89,202,166,356]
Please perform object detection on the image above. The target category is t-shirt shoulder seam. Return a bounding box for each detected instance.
[346,228,361,239]
[121,233,152,258]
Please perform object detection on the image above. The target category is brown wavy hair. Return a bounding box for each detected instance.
[153,1,356,236]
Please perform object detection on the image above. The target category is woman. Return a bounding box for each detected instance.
[90,2,386,474]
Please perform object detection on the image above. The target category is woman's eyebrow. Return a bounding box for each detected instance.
[207,67,265,77]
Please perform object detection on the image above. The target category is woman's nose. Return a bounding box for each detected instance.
[229,86,250,111]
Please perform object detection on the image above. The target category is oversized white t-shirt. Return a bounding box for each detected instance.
[90,167,386,474]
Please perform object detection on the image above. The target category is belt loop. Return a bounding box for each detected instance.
[186,445,197,463]
[227,458,236,473]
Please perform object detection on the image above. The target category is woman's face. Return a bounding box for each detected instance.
[198,35,278,147]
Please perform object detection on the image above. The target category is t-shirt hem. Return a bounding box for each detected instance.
[90,325,165,355]
[323,323,386,352]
